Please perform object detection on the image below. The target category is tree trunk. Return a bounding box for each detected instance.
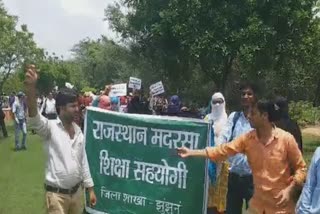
[0,81,4,94]
[220,56,234,93]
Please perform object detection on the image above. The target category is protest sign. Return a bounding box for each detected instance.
[128,77,141,90]
[65,82,74,89]
[84,107,209,214]
[150,81,165,96]
[109,83,127,97]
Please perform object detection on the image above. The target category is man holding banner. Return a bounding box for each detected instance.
[25,65,97,214]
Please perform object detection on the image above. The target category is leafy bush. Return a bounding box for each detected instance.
[81,86,96,93]
[289,101,320,127]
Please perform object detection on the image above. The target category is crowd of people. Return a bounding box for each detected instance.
[0,64,319,214]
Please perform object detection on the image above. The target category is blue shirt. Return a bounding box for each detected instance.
[217,111,253,175]
[12,101,26,120]
[296,147,320,214]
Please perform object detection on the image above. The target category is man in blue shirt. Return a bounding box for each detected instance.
[12,92,27,151]
[217,82,259,214]
[296,147,320,214]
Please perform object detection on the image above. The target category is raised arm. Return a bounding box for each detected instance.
[177,133,247,161]
[25,65,50,139]
[25,65,38,117]
[206,133,246,161]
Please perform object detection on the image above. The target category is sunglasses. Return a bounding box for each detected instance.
[212,99,224,104]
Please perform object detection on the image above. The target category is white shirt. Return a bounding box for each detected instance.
[41,98,56,114]
[37,98,42,110]
[29,113,94,189]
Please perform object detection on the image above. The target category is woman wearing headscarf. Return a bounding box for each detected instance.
[128,90,151,114]
[166,95,182,116]
[204,92,229,214]
[110,96,120,112]
[99,95,111,110]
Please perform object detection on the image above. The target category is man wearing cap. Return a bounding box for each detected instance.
[12,92,27,151]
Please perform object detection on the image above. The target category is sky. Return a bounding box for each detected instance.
[2,0,117,58]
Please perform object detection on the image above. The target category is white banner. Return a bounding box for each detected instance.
[150,81,165,96]
[128,77,142,90]
[109,83,127,97]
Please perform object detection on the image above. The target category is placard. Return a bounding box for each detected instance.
[128,77,142,90]
[150,81,165,96]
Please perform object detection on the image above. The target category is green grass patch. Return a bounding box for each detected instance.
[0,124,46,214]
[302,134,320,165]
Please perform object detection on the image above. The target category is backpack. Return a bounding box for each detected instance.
[229,111,241,142]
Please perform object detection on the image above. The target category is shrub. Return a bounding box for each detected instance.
[289,101,320,127]
[81,86,96,93]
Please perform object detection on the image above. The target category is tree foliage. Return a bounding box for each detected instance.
[105,0,320,105]
[0,1,43,92]
[71,36,156,90]
[2,0,320,107]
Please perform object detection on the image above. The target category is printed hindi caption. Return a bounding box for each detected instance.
[100,187,181,214]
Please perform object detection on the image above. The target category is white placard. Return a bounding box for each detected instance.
[128,77,142,90]
[65,82,74,89]
[150,81,165,96]
[109,83,127,97]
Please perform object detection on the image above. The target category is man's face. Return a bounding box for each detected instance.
[247,105,267,128]
[48,93,53,99]
[241,87,256,107]
[60,101,78,121]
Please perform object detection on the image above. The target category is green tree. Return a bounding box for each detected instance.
[2,72,23,94]
[0,2,43,92]
[72,36,151,90]
[35,54,74,94]
[105,0,320,98]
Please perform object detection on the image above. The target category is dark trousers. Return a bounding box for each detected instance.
[0,119,8,137]
[226,172,254,214]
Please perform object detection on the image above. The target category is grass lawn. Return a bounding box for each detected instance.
[0,123,319,214]
[0,123,46,214]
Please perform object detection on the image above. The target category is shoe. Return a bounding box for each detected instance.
[21,146,27,150]
[14,147,20,152]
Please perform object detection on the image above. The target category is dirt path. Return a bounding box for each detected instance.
[302,126,320,137]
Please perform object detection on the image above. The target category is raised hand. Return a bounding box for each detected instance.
[24,64,38,117]
[25,64,38,86]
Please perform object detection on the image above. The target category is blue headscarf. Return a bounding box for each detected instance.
[167,95,181,114]
[111,96,119,104]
